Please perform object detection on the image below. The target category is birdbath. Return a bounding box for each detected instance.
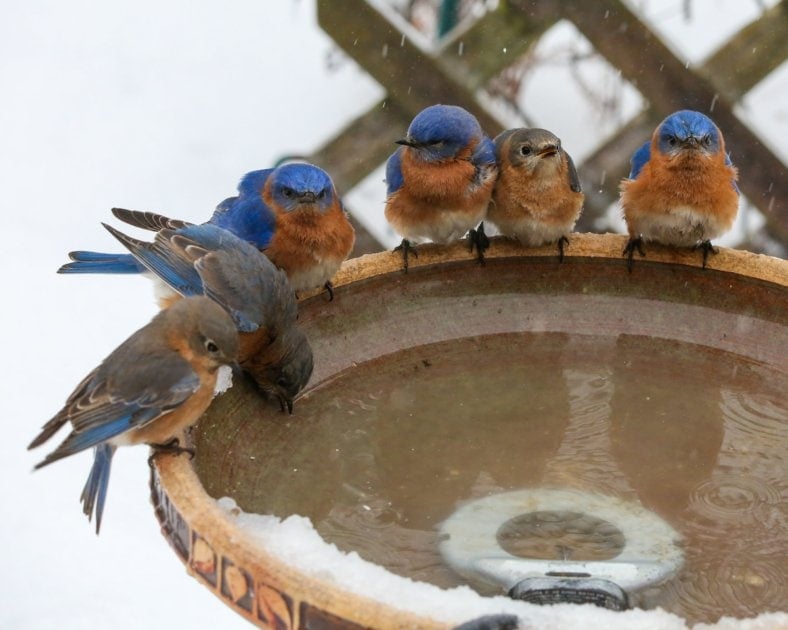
[150,234,787,628]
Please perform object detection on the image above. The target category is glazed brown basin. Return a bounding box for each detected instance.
[150,234,787,628]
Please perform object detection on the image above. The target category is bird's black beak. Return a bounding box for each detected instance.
[395,138,415,147]
[298,191,318,203]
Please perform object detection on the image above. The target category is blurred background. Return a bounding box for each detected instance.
[1,1,785,628]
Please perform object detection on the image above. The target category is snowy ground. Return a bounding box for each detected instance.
[1,1,784,628]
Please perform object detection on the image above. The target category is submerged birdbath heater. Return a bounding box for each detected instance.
[150,234,787,628]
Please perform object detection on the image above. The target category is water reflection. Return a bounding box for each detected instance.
[608,335,725,515]
[203,331,787,622]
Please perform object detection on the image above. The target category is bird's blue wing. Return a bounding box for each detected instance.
[104,223,205,296]
[471,136,496,169]
[236,168,275,197]
[470,136,497,189]
[34,346,200,468]
[209,195,276,250]
[385,148,405,196]
[194,245,280,333]
[208,169,277,249]
[46,404,160,458]
[32,392,183,468]
[213,196,237,215]
[165,225,272,320]
[184,224,296,334]
[107,221,272,332]
[629,141,651,179]
[211,168,274,222]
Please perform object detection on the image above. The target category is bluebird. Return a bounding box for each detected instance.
[104,210,313,412]
[28,296,239,533]
[620,109,739,270]
[486,128,584,261]
[250,162,355,299]
[384,104,498,270]
[60,163,355,299]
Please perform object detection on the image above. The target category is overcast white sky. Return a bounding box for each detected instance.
[1,1,784,628]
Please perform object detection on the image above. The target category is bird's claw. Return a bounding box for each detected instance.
[393,238,416,272]
[148,437,195,468]
[467,222,490,265]
[323,280,335,301]
[623,237,645,272]
[557,235,570,263]
[697,240,717,268]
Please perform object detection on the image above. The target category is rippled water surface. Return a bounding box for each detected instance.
[245,333,788,623]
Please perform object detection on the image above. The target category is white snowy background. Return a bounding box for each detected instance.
[1,1,784,628]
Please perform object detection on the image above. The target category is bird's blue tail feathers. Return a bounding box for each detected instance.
[58,251,146,274]
[80,443,116,534]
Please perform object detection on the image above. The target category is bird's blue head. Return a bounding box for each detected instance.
[396,104,483,162]
[268,163,336,213]
[656,110,723,158]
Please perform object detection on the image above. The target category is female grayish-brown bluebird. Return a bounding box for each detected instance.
[487,128,584,261]
[28,296,239,533]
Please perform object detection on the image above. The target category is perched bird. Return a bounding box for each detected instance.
[104,210,314,413]
[620,109,739,270]
[28,296,239,533]
[486,128,584,261]
[384,104,497,270]
[249,162,355,299]
[59,163,355,299]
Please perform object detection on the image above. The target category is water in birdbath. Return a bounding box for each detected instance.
[197,331,786,624]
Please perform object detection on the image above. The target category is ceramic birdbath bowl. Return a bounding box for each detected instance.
[150,234,787,628]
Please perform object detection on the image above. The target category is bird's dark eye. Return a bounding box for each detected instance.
[205,339,219,353]
[317,190,326,199]
[520,146,532,156]
[282,187,294,198]
[667,136,678,146]
[702,134,712,146]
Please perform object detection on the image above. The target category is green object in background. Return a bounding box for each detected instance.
[437,0,460,38]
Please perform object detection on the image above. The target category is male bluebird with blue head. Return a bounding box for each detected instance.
[384,104,497,270]
[28,296,239,533]
[251,162,355,299]
[620,109,739,270]
[486,128,584,261]
[60,162,355,299]
[103,209,313,413]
